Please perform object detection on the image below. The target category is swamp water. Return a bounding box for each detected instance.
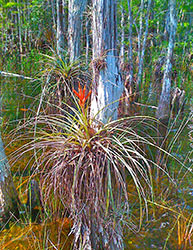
[0,76,192,249]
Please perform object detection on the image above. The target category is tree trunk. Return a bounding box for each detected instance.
[127,0,133,85]
[85,18,90,65]
[90,0,124,248]
[0,97,20,224]
[51,0,56,29]
[90,0,123,124]
[0,143,20,223]
[68,0,87,62]
[156,0,177,126]
[17,0,22,56]
[119,5,125,67]
[56,0,65,58]
[155,0,177,181]
[136,0,152,97]
[137,0,144,74]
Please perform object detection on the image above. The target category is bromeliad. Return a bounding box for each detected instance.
[73,82,91,109]
[73,82,94,140]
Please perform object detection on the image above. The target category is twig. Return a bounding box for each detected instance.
[134,101,158,109]
[0,71,38,81]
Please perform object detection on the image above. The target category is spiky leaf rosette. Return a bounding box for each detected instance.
[25,101,158,248]
[38,50,91,114]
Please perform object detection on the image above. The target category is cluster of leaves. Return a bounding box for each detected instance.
[14,88,161,248]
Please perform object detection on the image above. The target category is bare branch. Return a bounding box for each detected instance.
[0,71,38,81]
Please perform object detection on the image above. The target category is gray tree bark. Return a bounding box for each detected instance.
[17,0,22,55]
[137,0,144,66]
[119,5,125,67]
[56,0,66,58]
[127,0,134,84]
[136,0,152,96]
[90,0,123,124]
[51,0,56,29]
[0,144,20,223]
[90,1,124,247]
[0,97,20,224]
[85,18,90,65]
[156,0,177,125]
[155,0,177,179]
[68,0,87,62]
